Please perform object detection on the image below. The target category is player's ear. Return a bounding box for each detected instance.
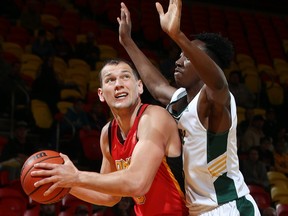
[98,88,105,102]
[137,80,144,95]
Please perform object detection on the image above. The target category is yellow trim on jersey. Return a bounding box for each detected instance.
[208,154,227,177]
[162,157,187,203]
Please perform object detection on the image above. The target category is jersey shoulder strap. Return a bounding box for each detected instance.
[108,104,149,154]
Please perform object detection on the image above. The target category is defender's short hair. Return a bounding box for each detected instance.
[193,32,234,69]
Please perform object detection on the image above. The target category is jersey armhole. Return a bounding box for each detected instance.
[108,121,112,155]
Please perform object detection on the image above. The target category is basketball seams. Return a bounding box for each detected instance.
[30,186,69,204]
[40,188,70,204]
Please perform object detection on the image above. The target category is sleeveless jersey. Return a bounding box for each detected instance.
[167,88,250,215]
[109,104,188,216]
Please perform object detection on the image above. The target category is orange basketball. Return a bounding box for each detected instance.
[20,150,70,204]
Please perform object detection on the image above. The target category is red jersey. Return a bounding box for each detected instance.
[109,104,188,216]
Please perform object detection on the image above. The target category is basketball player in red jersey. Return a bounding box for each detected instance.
[32,59,188,216]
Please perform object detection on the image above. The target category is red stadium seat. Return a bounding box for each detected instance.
[0,16,11,38]
[24,204,40,216]
[79,19,100,38]
[79,129,102,161]
[0,187,28,216]
[42,2,63,18]
[0,135,8,151]
[0,170,10,186]
[60,11,80,33]
[277,203,288,216]
[248,185,272,211]
[60,194,93,215]
[7,26,30,48]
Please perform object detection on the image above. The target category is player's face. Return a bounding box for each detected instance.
[174,40,205,88]
[98,62,143,110]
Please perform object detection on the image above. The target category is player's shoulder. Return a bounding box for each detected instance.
[143,104,173,122]
[145,104,169,115]
[101,121,111,133]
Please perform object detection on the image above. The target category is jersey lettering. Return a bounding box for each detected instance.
[115,157,146,205]
[115,158,131,170]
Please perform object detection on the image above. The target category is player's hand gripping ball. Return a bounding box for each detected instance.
[20,150,70,204]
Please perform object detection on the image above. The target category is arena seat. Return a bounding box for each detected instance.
[271,185,288,204]
[60,88,83,101]
[277,203,288,216]
[247,185,272,211]
[98,44,118,61]
[31,99,54,129]
[40,14,60,31]
[42,1,63,18]
[265,81,284,106]
[57,101,74,114]
[20,61,41,81]
[2,42,24,60]
[21,53,43,67]
[0,170,9,186]
[0,16,11,37]
[68,58,91,72]
[0,187,28,216]
[6,26,30,48]
[79,19,100,37]
[59,194,93,215]
[267,171,288,186]
[79,129,102,161]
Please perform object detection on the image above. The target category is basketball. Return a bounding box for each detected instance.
[20,150,70,204]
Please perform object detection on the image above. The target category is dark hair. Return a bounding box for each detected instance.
[193,33,234,69]
[99,58,140,86]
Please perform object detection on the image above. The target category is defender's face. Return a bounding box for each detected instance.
[98,62,143,110]
[174,40,205,88]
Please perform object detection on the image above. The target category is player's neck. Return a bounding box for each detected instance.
[114,101,143,138]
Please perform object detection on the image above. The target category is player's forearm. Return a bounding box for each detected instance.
[121,37,171,101]
[75,169,148,198]
[70,186,121,207]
